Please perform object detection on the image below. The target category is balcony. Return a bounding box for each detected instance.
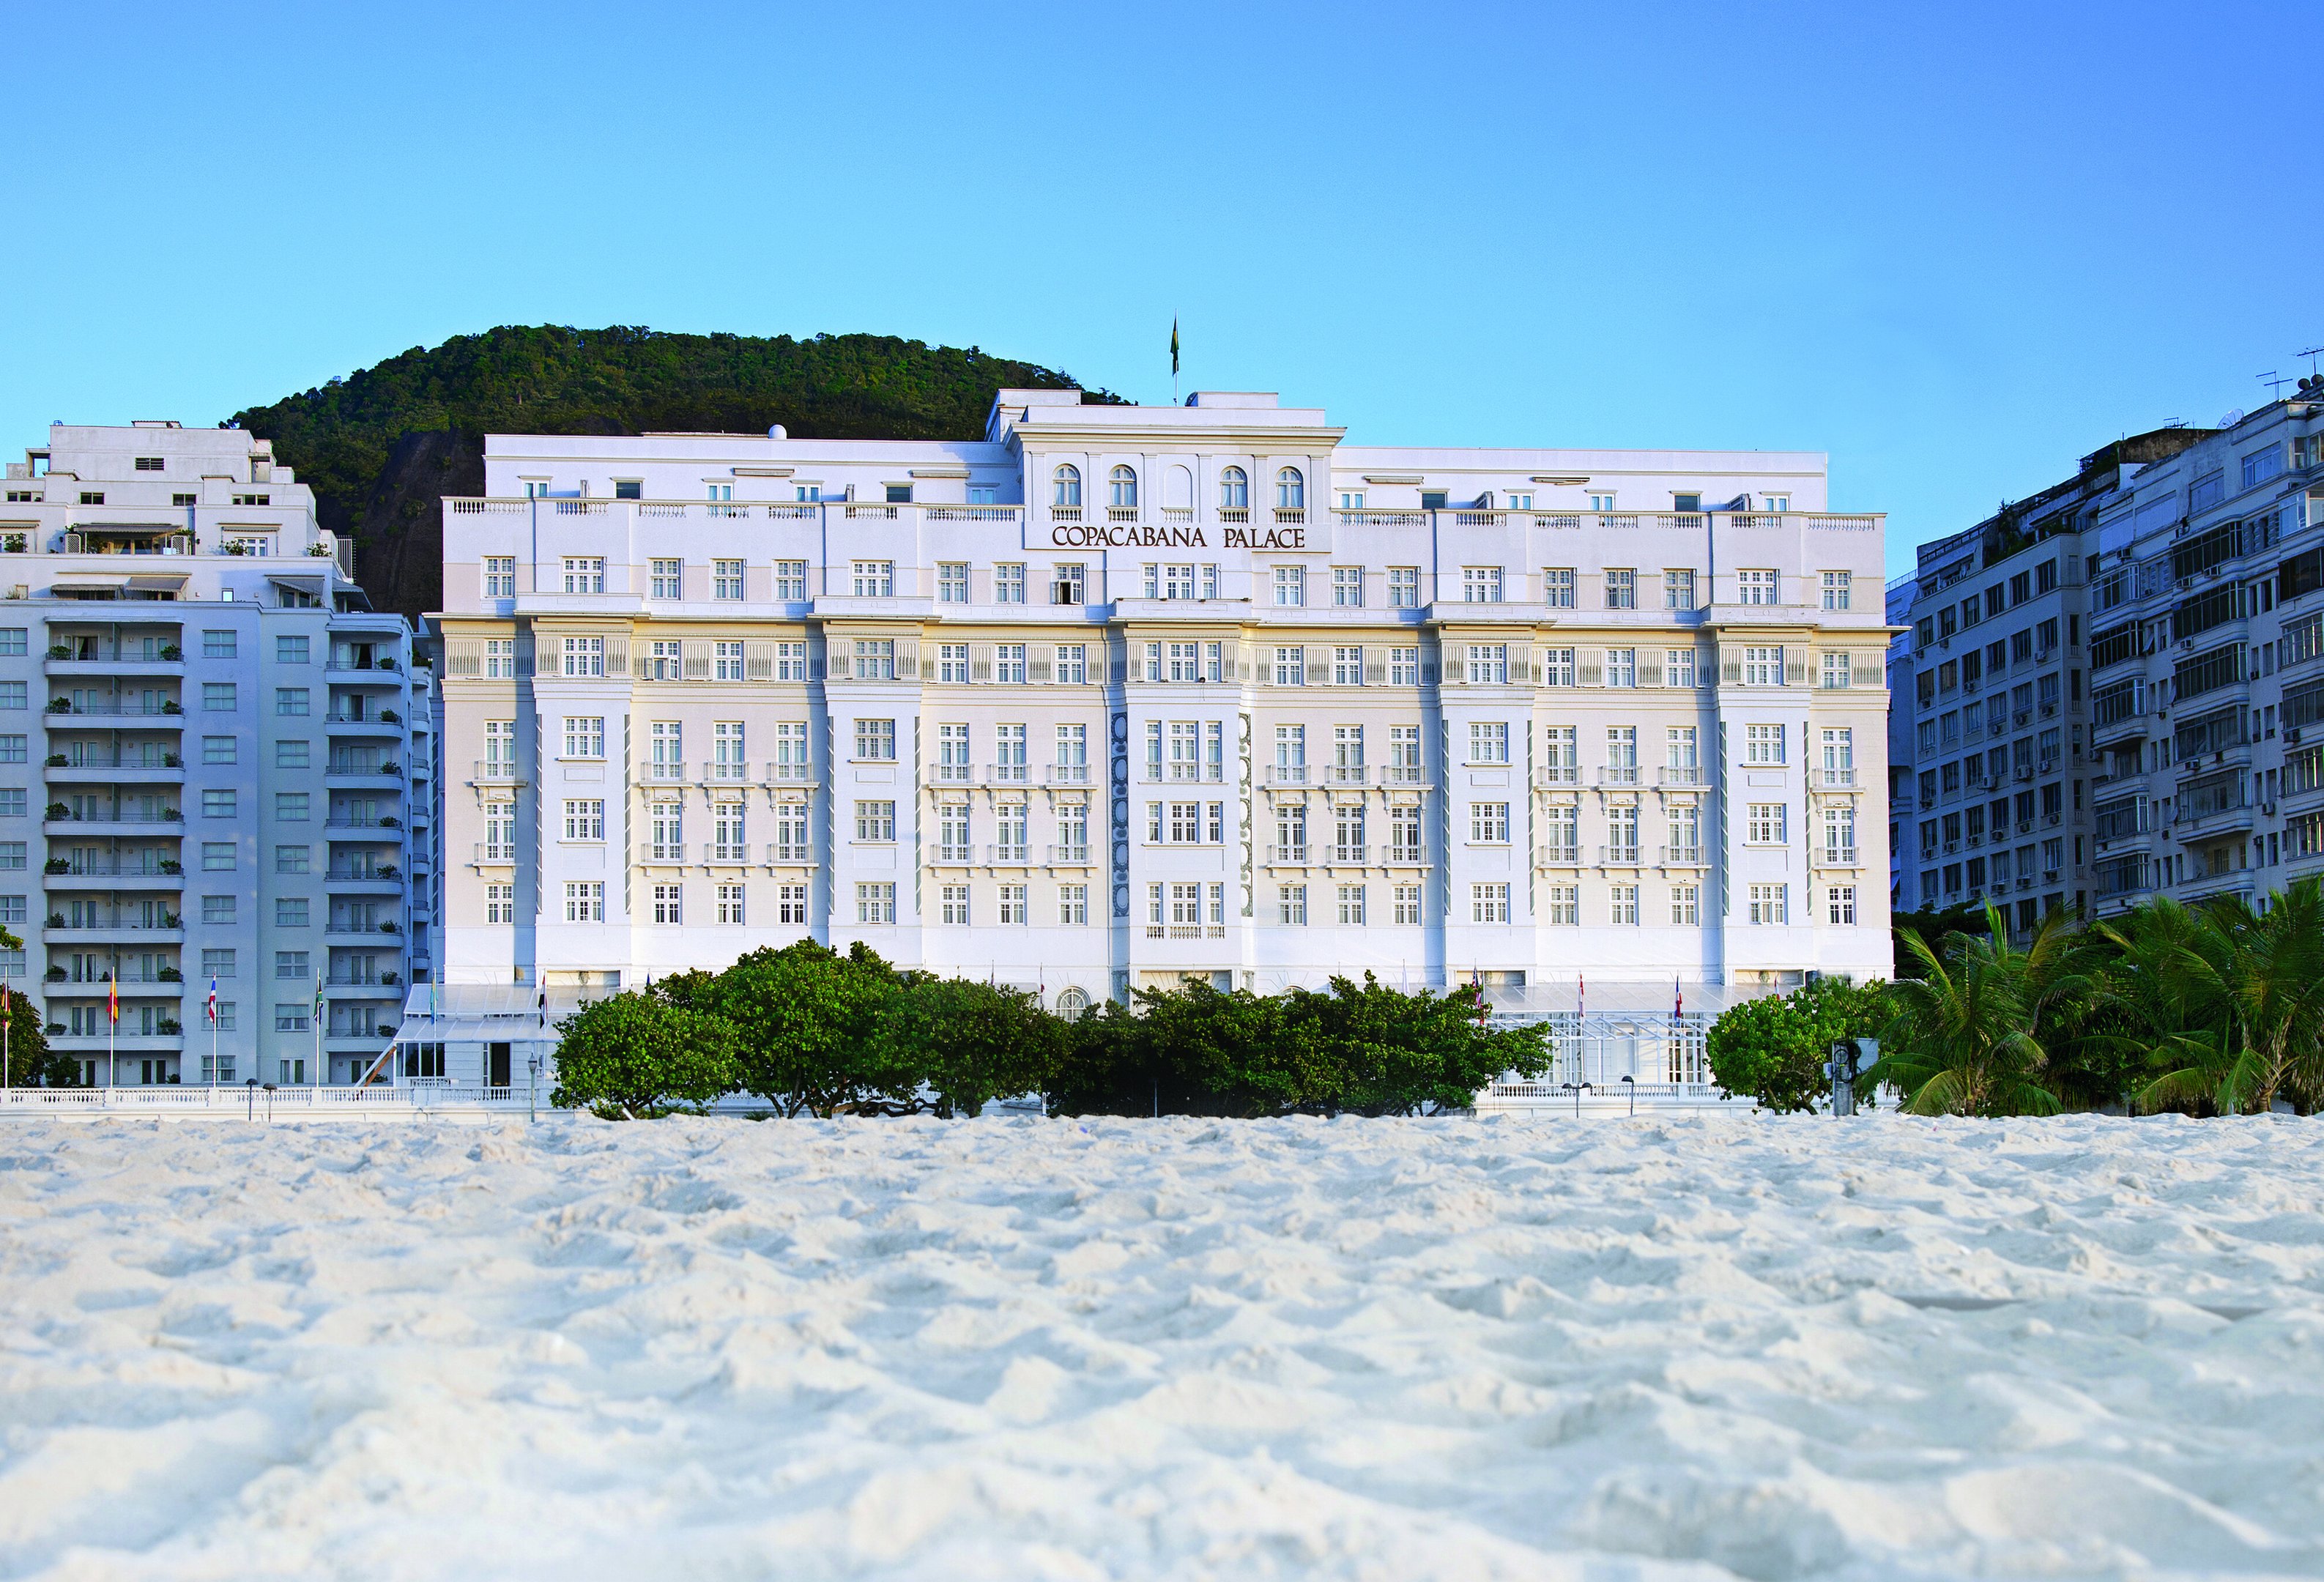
[985,763,1031,786]
[1264,844,1310,865]
[1659,845,1704,866]
[765,843,812,864]
[1324,844,1370,866]
[932,844,974,865]
[43,754,183,783]
[324,762,403,787]
[1045,763,1094,786]
[1538,765,1581,785]
[1816,847,1863,869]
[325,975,401,993]
[986,844,1031,864]
[1265,765,1311,787]
[44,650,185,679]
[45,699,182,724]
[325,713,402,737]
[1382,845,1427,866]
[936,763,982,787]
[46,973,183,998]
[470,760,524,786]
[43,810,182,838]
[1381,765,1429,786]
[43,860,183,888]
[42,921,182,946]
[1536,844,1581,867]
[324,922,403,941]
[1143,924,1229,940]
[1324,764,1369,786]
[1597,767,1641,787]
[704,842,752,864]
[1818,768,1859,789]
[1047,844,1093,866]
[325,816,403,837]
[1658,766,1706,787]
[324,867,403,891]
[764,762,813,785]
[1598,844,1642,866]
[698,761,752,784]
[473,842,516,865]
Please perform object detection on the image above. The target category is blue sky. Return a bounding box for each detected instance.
[2,0,2316,579]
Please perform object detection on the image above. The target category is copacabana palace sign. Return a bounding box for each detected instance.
[1043,521,1314,552]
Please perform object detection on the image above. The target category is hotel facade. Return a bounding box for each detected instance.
[426,389,1890,1085]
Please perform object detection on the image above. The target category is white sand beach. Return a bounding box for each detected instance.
[2,1113,2320,1581]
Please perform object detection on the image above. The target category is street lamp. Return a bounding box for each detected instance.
[1620,1074,1636,1115]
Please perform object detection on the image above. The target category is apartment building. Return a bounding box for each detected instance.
[1892,387,2324,922]
[0,423,430,1086]
[420,388,1890,1087]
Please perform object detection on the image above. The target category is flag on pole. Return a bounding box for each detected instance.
[107,974,118,1026]
[1170,319,1179,379]
[313,971,323,1023]
[1577,973,1585,1021]
[1674,976,1683,1020]
[207,976,218,1025]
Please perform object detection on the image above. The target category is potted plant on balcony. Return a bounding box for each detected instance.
[159,645,181,661]
[160,808,182,821]
[380,815,401,829]
[42,858,68,874]
[157,965,182,982]
[380,971,401,987]
[163,753,181,768]
[45,644,71,660]
[44,802,70,821]
[160,700,182,715]
[381,709,401,724]
[307,543,333,557]
[157,859,181,874]
[378,866,400,881]
[45,699,70,713]
[45,913,64,928]
[162,912,180,928]
[157,1018,182,1035]
[380,918,401,933]
[44,965,64,981]
[376,1023,396,1038]
[380,762,401,776]
[43,754,65,767]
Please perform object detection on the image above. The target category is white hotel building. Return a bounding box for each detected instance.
[426,389,1890,1086]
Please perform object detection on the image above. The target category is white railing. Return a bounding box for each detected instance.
[1266,844,1310,864]
[1047,844,1091,864]
[1047,763,1093,785]
[1659,766,1706,786]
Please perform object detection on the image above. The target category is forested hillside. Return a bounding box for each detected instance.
[230,326,1107,620]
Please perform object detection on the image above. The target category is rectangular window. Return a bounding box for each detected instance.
[563,717,604,758]
[1332,645,1364,686]
[1664,648,1698,688]
[202,735,236,765]
[1738,569,1778,605]
[1469,802,1510,843]
[854,801,896,842]
[271,844,305,873]
[1827,885,1857,925]
[275,634,309,664]
[560,636,604,677]
[1610,884,1639,925]
[1471,883,1510,924]
[777,884,808,925]
[938,644,970,684]
[714,883,746,925]
[565,882,605,923]
[1821,571,1852,611]
[714,560,746,600]
[275,1004,310,1034]
[1389,647,1419,686]
[1671,883,1701,925]
[1277,884,1308,925]
[1272,646,1306,686]
[1332,566,1365,606]
[1469,721,1510,764]
[272,792,305,820]
[203,682,237,711]
[1542,568,1575,608]
[1820,652,1853,689]
[1743,645,1784,686]
[1604,568,1636,609]
[208,894,244,925]
[773,560,806,600]
[563,799,605,841]
[842,560,892,598]
[482,557,515,598]
[1466,645,1508,684]
[275,950,309,980]
[853,718,896,761]
[485,639,516,678]
[1060,884,1088,925]
[1744,724,1785,764]
[1545,884,1578,926]
[1273,565,1306,606]
[1392,884,1421,925]
[1388,567,1420,608]
[1664,569,1696,609]
[1748,883,1788,924]
[561,557,605,594]
[274,686,310,716]
[652,884,683,925]
[1463,566,1503,603]
[938,562,969,603]
[993,564,1025,604]
[1541,648,1575,687]
[1605,648,1636,688]
[484,884,513,924]
[650,559,683,599]
[855,883,896,924]
[1747,803,1787,844]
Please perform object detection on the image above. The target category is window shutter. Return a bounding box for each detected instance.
[827,647,850,680]
[682,641,712,681]
[970,645,993,683]
[1090,651,1108,684]
[1028,652,1053,683]
[1720,646,1742,686]
[745,642,775,682]
[1508,645,1532,686]
[1307,645,1331,685]
[1857,652,1885,688]
[1364,653,1387,686]
[808,653,825,680]
[894,643,918,681]
[1422,660,1438,686]
[602,639,628,675]
[1578,649,1604,687]
[513,636,535,677]
[1785,651,1808,688]
[633,650,653,680]
[1638,651,1663,688]
[445,642,480,677]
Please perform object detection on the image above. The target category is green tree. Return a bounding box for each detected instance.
[550,992,740,1119]
[1864,905,2098,1115]
[2120,881,2324,1114]
[1707,993,1831,1113]
[1308,974,1551,1115]
[713,940,907,1117]
[0,986,72,1087]
[878,976,1063,1117]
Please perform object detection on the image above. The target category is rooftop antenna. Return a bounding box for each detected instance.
[2301,345,2324,379]
[2259,370,2292,400]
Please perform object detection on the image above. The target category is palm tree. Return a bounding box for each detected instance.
[1865,903,2099,1115]
[2164,880,2324,1115]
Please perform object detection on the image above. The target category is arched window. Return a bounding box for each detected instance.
[1276,467,1305,509]
[1219,466,1248,509]
[1051,464,1081,508]
[1110,465,1138,508]
[1055,986,1090,1022]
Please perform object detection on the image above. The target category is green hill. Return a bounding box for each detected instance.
[230,325,1112,621]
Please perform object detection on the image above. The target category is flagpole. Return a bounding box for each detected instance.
[312,971,322,1090]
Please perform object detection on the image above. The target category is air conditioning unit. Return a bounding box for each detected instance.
[2290,729,2303,746]
[2182,639,2196,651]
[2178,577,2194,590]
[2263,801,2277,815]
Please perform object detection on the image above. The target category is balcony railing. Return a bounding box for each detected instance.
[1046,763,1093,785]
[1266,765,1310,787]
[1819,768,1858,788]
[1325,764,1368,785]
[1818,847,1862,867]
[1539,765,1581,785]
[1381,765,1428,785]
[1660,845,1704,866]
[642,762,686,782]
[474,842,515,864]
[934,762,973,784]
[935,843,973,864]
[472,760,521,783]
[1047,844,1091,865]
[765,762,812,783]
[986,762,1031,784]
[987,844,1031,864]
[767,843,812,864]
[1658,766,1706,787]
[1598,766,1641,787]
[1599,844,1642,866]
[1537,844,1581,866]
[699,760,750,782]
[1266,844,1310,864]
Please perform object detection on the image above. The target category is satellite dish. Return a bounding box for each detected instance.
[2218,409,2246,427]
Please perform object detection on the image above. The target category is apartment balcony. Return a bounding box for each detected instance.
[764,844,813,865]
[2176,804,2255,840]
[1323,765,1370,787]
[1264,765,1313,787]
[1141,924,1230,941]
[45,974,183,998]
[42,754,183,784]
[1659,846,1705,867]
[1597,767,1642,787]
[1658,766,1707,787]
[324,976,402,995]
[1264,844,1310,865]
[1381,846,1428,866]
[44,699,182,726]
[1381,765,1429,787]
[323,923,403,942]
[324,816,404,836]
[704,842,753,864]
[324,662,403,684]
[48,1033,182,1054]
[1047,844,1093,866]
[763,762,813,785]
[1143,768,1226,788]
[1537,765,1581,786]
[932,844,974,866]
[324,868,404,893]
[697,761,753,785]
[1323,844,1370,866]
[43,814,182,839]
[1536,844,1581,868]
[1815,847,1863,869]
[473,842,516,866]
[325,714,403,738]
[42,923,183,946]
[1045,763,1095,787]
[44,653,185,680]
[1598,844,1643,866]
[324,763,404,789]
[985,844,1032,865]
[1817,768,1859,789]
[639,762,689,786]
[470,760,524,787]
[42,861,183,890]
[985,764,1033,786]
